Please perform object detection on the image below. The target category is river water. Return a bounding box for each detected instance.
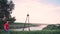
[10,25,47,31]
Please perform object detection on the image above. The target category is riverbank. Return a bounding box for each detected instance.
[0,30,60,34]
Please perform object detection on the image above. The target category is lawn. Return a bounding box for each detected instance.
[0,30,60,34]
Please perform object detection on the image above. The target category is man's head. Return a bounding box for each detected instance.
[6,21,9,24]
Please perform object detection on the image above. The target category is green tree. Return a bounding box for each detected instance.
[0,0,15,29]
[9,17,16,24]
[43,24,60,30]
[0,0,14,19]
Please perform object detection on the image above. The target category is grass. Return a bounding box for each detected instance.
[0,30,60,34]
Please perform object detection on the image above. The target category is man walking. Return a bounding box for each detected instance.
[4,21,10,34]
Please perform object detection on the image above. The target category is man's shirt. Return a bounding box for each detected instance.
[4,22,9,31]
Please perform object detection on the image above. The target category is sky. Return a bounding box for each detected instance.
[11,0,60,24]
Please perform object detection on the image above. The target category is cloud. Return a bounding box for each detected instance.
[12,0,60,24]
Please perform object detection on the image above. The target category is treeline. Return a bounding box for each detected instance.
[43,24,60,30]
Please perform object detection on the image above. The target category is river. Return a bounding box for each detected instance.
[10,25,47,31]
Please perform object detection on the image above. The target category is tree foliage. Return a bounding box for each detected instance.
[0,0,14,19]
[0,0,15,29]
[43,24,60,30]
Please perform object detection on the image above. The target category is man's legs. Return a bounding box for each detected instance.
[4,30,7,34]
[4,30,10,34]
[8,30,10,34]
